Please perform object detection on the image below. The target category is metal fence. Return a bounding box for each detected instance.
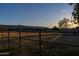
[0,27,59,56]
[0,27,79,56]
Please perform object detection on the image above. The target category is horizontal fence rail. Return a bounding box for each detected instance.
[0,27,79,55]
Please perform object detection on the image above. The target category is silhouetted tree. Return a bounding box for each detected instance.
[58,18,70,29]
[52,26,59,30]
[70,4,79,26]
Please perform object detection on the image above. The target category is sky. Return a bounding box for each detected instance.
[0,3,73,28]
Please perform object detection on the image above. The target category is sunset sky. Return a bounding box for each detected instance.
[0,3,73,28]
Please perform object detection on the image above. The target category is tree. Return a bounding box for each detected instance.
[70,4,79,26]
[58,18,70,29]
[52,26,59,30]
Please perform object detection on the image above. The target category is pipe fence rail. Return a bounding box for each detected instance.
[0,27,60,56]
[0,27,79,56]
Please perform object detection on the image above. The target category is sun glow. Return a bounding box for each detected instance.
[68,22,71,25]
[67,21,78,28]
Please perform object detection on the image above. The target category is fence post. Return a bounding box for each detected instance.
[39,32,41,56]
[18,26,21,49]
[7,28,10,48]
[26,32,28,39]
[1,27,4,48]
[0,25,4,47]
[2,30,3,42]
[1,26,4,48]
